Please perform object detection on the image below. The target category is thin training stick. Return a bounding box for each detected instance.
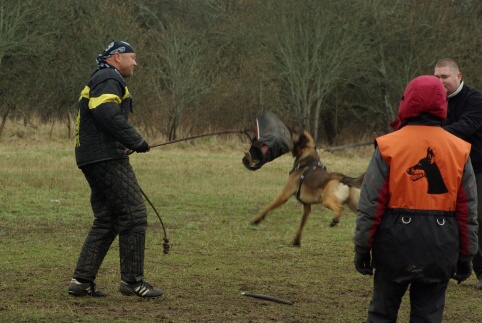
[241,292,294,305]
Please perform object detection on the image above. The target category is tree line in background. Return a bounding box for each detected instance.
[0,0,481,144]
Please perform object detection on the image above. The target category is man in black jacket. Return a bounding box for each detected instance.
[435,58,482,290]
[68,41,164,298]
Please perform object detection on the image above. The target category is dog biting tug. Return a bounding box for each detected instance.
[242,112,293,171]
[243,112,364,246]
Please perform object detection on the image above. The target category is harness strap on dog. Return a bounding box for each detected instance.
[291,161,323,173]
[295,162,323,201]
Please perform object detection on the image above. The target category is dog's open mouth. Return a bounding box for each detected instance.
[243,151,258,167]
[243,138,272,170]
[410,173,425,181]
[407,168,425,181]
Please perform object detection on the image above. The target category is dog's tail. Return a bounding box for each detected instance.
[342,173,365,189]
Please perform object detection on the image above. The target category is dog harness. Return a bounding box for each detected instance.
[292,161,324,202]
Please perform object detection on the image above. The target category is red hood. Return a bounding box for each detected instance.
[390,75,447,130]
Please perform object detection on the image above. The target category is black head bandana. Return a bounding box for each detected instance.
[96,41,135,70]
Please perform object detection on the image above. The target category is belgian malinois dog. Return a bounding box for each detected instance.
[245,126,364,246]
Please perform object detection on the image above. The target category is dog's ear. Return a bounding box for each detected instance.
[427,147,435,162]
[290,127,310,157]
[289,126,303,143]
[289,126,300,157]
[299,134,309,147]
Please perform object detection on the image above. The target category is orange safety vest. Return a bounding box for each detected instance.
[376,125,471,212]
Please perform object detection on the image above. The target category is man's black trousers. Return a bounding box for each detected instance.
[73,158,147,283]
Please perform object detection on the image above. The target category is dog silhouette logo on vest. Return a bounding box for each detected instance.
[406,147,448,194]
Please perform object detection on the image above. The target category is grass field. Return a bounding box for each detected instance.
[1,126,481,322]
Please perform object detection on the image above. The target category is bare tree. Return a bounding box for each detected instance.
[0,0,52,68]
[263,0,369,141]
[1,0,482,142]
[40,0,146,137]
[151,20,215,140]
[0,0,53,136]
[354,0,471,132]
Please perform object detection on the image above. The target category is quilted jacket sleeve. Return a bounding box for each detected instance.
[89,78,145,151]
[354,147,390,253]
[456,157,479,260]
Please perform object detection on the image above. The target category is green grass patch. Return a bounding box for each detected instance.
[0,138,480,322]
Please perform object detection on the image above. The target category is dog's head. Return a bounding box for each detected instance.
[290,126,316,158]
[406,147,435,181]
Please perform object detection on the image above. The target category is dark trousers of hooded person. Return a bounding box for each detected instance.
[366,271,448,323]
[73,159,147,284]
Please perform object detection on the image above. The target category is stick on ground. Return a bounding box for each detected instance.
[241,292,294,305]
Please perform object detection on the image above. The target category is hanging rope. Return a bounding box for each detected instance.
[140,188,170,255]
[138,129,252,256]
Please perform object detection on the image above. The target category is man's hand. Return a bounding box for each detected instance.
[124,141,150,155]
[453,259,472,284]
[354,252,373,275]
[135,141,150,153]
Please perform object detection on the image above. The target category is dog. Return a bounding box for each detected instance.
[406,147,448,194]
[245,126,364,246]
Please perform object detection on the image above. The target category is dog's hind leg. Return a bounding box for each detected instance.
[293,203,312,247]
[322,198,343,227]
[330,217,340,227]
[329,205,343,227]
[323,182,350,227]
[346,187,360,214]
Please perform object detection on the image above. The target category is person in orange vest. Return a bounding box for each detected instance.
[354,75,478,322]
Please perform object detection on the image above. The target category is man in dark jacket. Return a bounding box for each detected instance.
[434,58,482,290]
[68,41,164,298]
[354,75,478,322]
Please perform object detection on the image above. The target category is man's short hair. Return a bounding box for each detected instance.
[435,58,460,73]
